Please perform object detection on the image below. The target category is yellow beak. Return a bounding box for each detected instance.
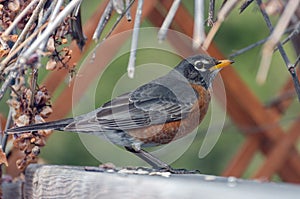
[210,59,234,71]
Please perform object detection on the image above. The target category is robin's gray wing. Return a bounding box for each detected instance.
[64,82,199,132]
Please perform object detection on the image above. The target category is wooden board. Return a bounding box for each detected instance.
[20,164,300,199]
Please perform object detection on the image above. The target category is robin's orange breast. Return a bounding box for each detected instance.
[128,84,211,146]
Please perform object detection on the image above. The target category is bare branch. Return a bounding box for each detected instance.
[207,0,215,26]
[38,0,63,51]
[2,0,39,39]
[202,0,240,50]
[157,0,181,42]
[0,72,16,100]
[193,0,205,49]
[239,0,254,13]
[0,23,48,74]
[92,1,113,42]
[101,0,135,42]
[275,22,300,51]
[229,38,267,58]
[257,0,299,84]
[20,0,83,60]
[127,0,144,79]
[9,0,47,53]
[125,0,132,21]
[256,0,300,101]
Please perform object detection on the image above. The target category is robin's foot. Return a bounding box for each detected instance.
[157,166,200,174]
[125,146,200,174]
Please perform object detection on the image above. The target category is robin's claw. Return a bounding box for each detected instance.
[158,166,200,174]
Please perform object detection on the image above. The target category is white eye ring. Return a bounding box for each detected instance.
[194,60,206,72]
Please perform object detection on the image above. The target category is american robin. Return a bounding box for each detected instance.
[6,54,233,173]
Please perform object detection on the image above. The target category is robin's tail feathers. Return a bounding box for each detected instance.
[5,118,74,135]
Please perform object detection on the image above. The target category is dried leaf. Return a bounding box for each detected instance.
[46,58,57,70]
[0,148,8,166]
[39,106,53,118]
[47,37,55,52]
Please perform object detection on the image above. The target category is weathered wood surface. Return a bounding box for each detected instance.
[15,164,300,199]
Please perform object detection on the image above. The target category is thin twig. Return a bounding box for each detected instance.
[112,0,125,14]
[127,0,143,79]
[43,1,59,23]
[230,25,296,58]
[2,109,13,153]
[157,0,181,42]
[207,0,215,26]
[0,71,17,100]
[275,22,300,51]
[102,0,135,41]
[73,0,83,16]
[288,67,300,102]
[255,0,292,66]
[239,0,254,13]
[90,0,135,62]
[9,0,47,53]
[29,68,39,109]
[193,0,205,49]
[92,1,113,42]
[21,0,83,60]
[2,0,39,39]
[202,0,240,50]
[39,0,61,51]
[229,37,267,58]
[39,1,57,27]
[294,54,300,68]
[29,8,44,108]
[125,0,132,21]
[257,0,299,84]
[0,74,20,99]
[38,5,45,28]
[256,0,300,101]
[221,0,228,8]
[0,37,9,50]
[0,23,48,74]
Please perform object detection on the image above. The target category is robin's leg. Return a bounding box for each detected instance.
[124,146,199,174]
[125,146,169,169]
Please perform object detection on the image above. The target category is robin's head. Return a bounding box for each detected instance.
[174,54,233,89]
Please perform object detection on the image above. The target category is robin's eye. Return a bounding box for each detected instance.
[194,60,206,72]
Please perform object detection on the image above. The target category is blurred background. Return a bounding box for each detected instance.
[1,0,300,182]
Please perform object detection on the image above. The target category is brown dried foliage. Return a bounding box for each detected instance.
[7,80,52,170]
